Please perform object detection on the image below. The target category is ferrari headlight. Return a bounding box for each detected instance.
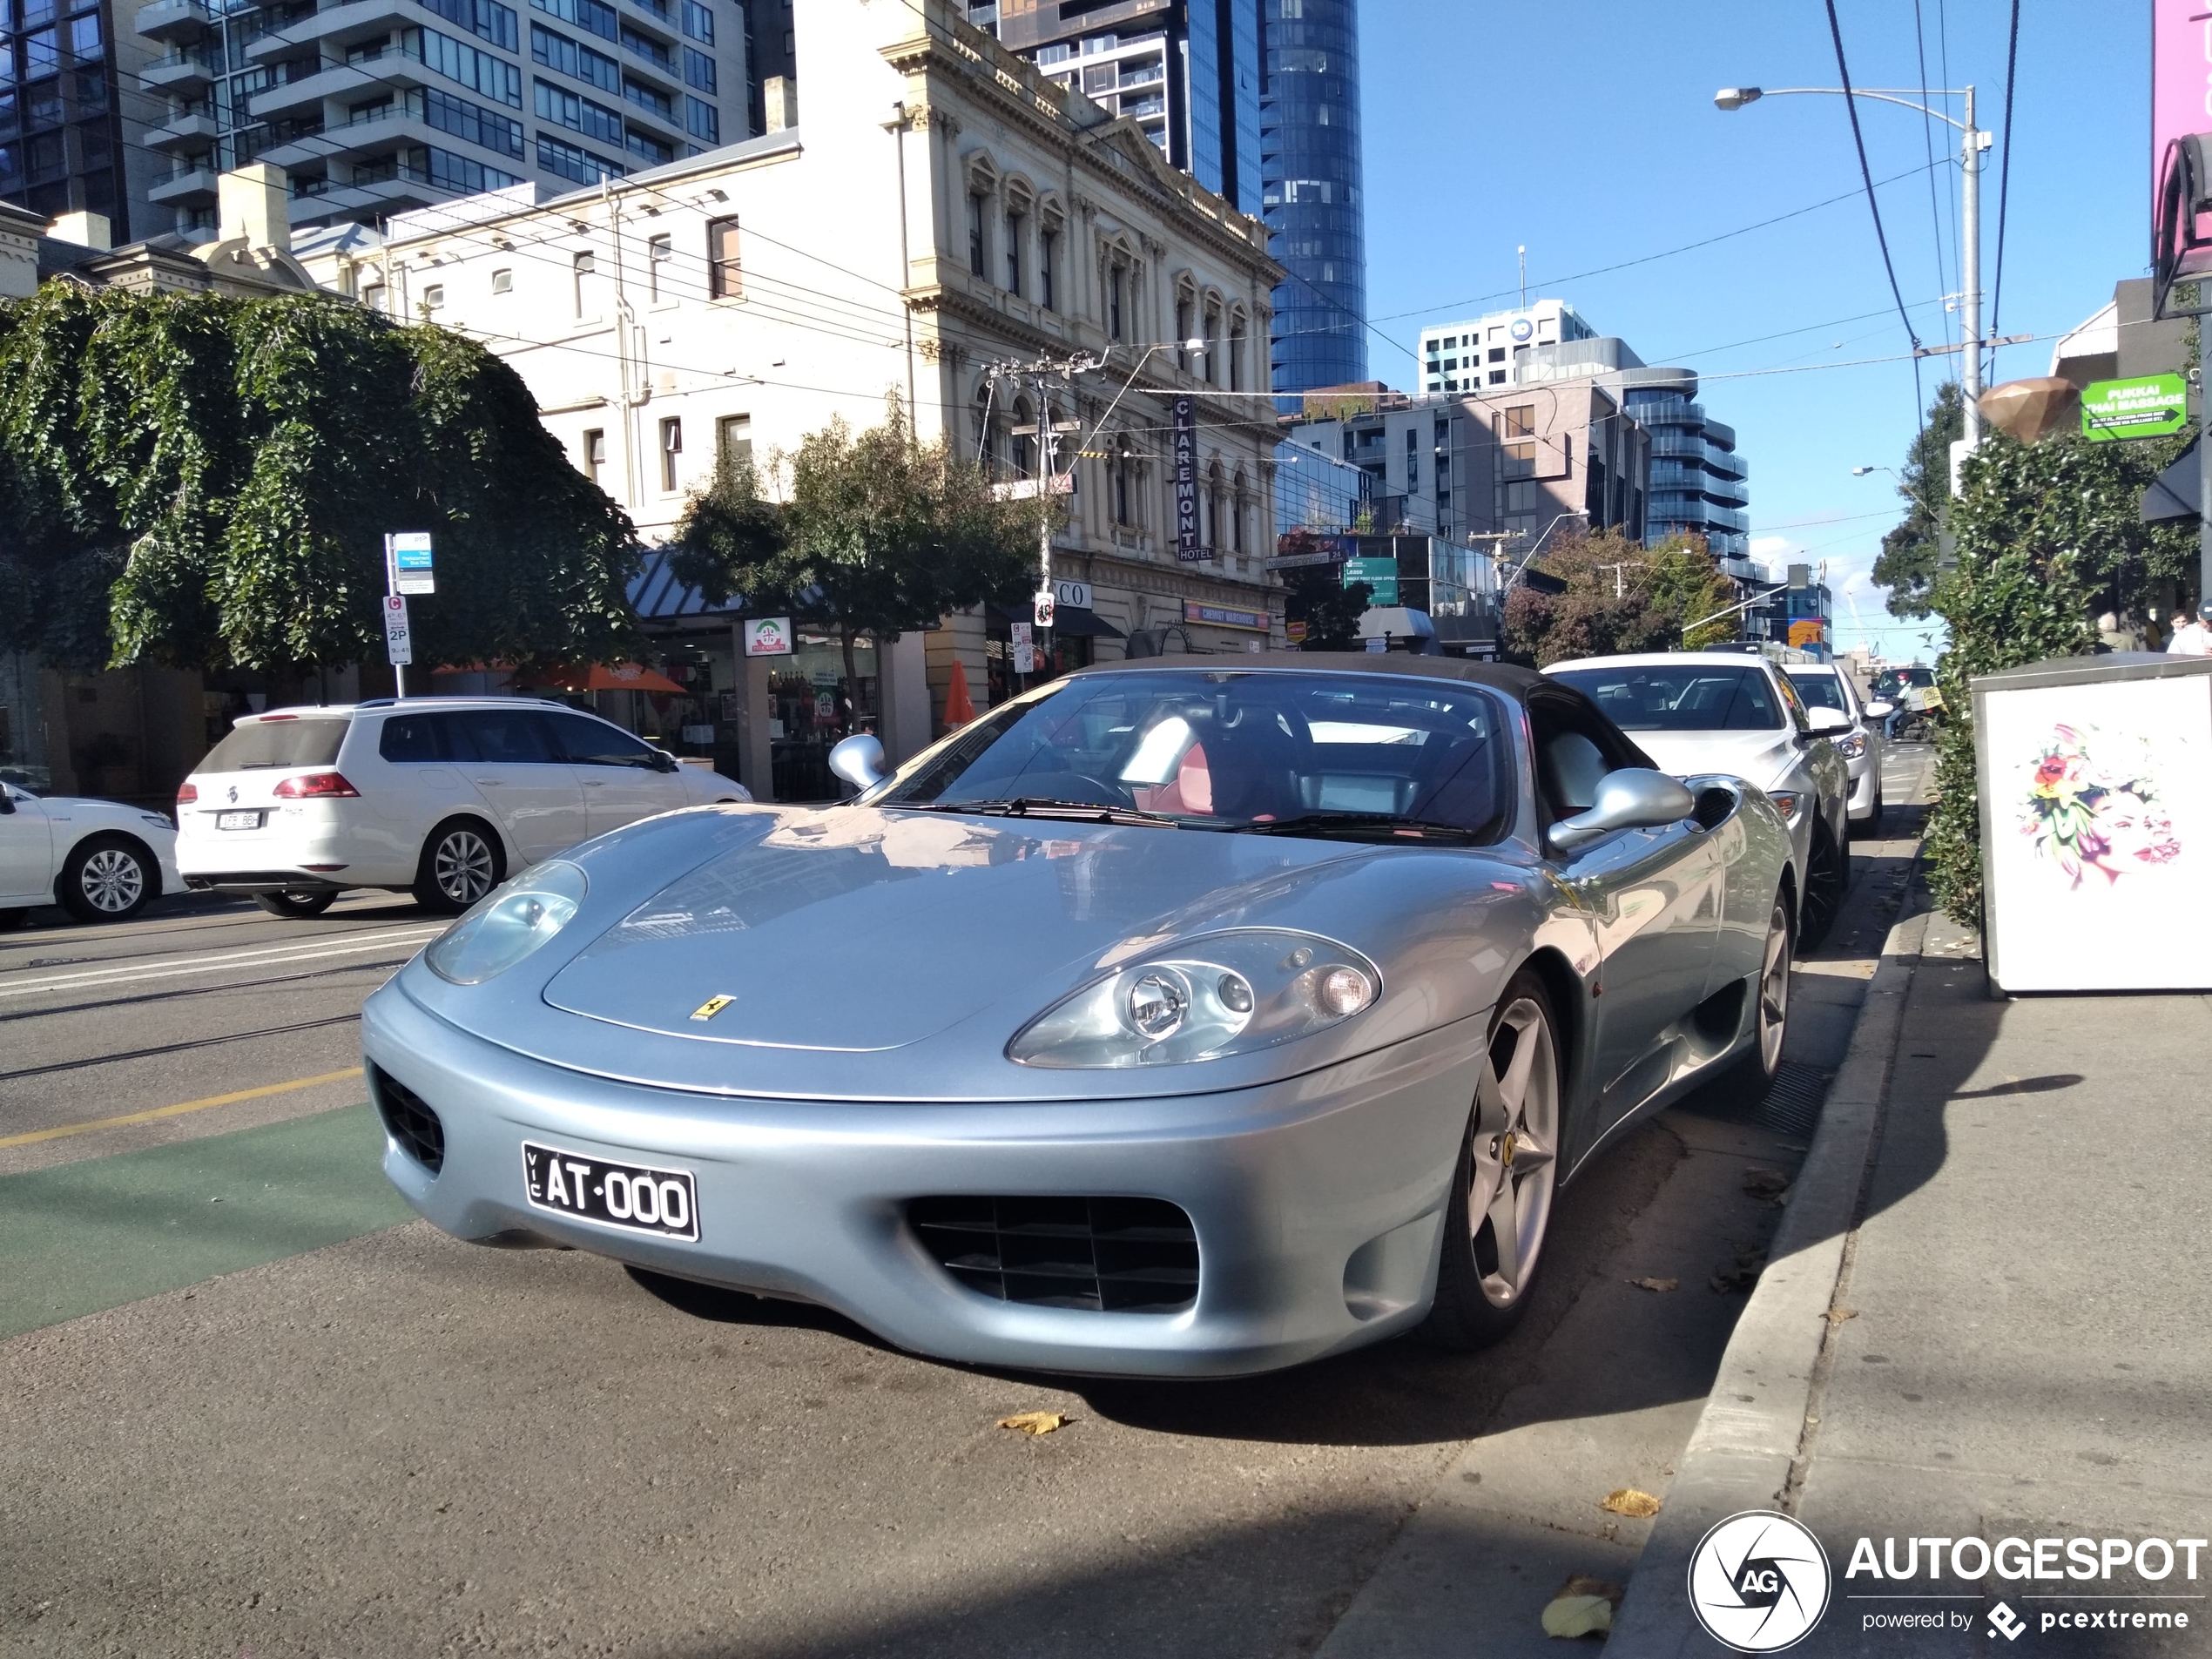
[1832,732,1867,760]
[1008,929,1379,1069]
[426,860,588,984]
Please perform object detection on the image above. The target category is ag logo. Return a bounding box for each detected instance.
[1687,1510,1831,1652]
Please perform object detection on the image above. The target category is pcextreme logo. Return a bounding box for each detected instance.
[1689,1510,1833,1652]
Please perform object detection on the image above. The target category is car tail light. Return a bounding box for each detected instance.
[177,782,199,806]
[273,772,360,799]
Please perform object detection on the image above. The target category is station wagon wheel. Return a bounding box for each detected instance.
[58,834,155,923]
[413,819,506,914]
[1423,969,1561,1350]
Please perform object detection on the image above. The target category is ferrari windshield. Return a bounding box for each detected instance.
[877,671,1514,840]
[1548,664,1786,732]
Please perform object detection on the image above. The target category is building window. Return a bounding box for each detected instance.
[1488,369,1507,385]
[583,427,605,483]
[1229,317,1246,391]
[572,248,595,317]
[706,217,739,298]
[490,266,512,293]
[1003,208,1022,295]
[1502,404,1535,437]
[968,192,987,277]
[1113,437,1133,525]
[420,283,444,315]
[361,279,387,312]
[1202,305,1221,385]
[1175,290,1192,368]
[647,232,671,300]
[659,416,682,490]
[1039,226,1056,310]
[717,413,752,474]
[1108,265,1124,341]
[1405,427,1418,491]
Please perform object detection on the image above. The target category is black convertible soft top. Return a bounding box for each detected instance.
[1076,651,1552,703]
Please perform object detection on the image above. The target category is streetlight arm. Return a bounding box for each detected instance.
[1722,86,1967,130]
[1682,584,1785,638]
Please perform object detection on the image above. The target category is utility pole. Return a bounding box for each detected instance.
[1959,84,1985,453]
[988,350,1103,670]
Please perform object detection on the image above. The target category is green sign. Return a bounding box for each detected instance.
[1343,556,1399,606]
[2081,373,2188,442]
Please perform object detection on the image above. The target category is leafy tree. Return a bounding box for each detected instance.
[1501,529,1737,666]
[1871,381,1965,619]
[1922,430,2198,925]
[0,283,639,675]
[1274,532,1371,649]
[671,397,1035,690]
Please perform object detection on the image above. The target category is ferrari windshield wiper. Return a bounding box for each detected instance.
[1230,813,1477,843]
[902,797,1186,827]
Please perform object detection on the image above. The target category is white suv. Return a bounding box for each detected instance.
[176,697,751,916]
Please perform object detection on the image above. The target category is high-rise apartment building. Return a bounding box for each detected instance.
[1419,300,1595,394]
[1616,368,1750,561]
[981,0,1366,397]
[0,0,162,237]
[1260,0,1362,393]
[126,0,749,235]
[988,0,1260,216]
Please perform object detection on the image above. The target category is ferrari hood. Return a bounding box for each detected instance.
[541,806,1366,1052]
[1627,730,1798,794]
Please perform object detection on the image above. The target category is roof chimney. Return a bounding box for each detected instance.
[47,209,112,251]
[218,163,291,253]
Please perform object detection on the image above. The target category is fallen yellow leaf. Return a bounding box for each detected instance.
[997,1411,1069,1436]
[1542,1577,1623,1639]
[1825,1306,1858,1325]
[1600,1487,1662,1519]
[1629,1276,1679,1292]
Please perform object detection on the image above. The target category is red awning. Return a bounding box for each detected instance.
[535,662,687,694]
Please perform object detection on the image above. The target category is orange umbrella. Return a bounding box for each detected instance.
[943,658,976,729]
[537,662,687,694]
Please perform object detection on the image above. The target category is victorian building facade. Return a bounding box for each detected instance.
[295,0,1285,789]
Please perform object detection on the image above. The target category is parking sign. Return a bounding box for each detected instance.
[381,595,413,665]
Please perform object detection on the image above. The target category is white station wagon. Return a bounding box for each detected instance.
[176,697,750,916]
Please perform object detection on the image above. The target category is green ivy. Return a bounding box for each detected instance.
[0,283,640,675]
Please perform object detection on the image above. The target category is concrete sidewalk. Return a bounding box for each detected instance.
[1612,899,2212,1656]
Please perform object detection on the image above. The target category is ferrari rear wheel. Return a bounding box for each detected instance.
[1703,893,1792,1109]
[1423,969,1561,1351]
[1797,813,1844,949]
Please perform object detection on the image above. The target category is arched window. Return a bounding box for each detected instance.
[1229,312,1248,393]
[974,387,1001,476]
[1010,396,1035,478]
[1175,282,1195,369]
[1202,300,1223,386]
[1113,435,1135,526]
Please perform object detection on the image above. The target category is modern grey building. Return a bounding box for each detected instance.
[1,0,162,238]
[1614,368,1750,563]
[985,0,1260,217]
[980,0,1365,398]
[126,0,752,234]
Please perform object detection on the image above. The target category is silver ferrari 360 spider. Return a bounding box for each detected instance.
[362,657,1797,1378]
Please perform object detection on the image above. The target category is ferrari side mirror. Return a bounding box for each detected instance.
[1548,768,1697,857]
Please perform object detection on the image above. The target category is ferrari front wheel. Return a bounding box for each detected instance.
[1422,969,1561,1351]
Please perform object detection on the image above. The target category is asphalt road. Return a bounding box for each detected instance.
[0,746,1933,1658]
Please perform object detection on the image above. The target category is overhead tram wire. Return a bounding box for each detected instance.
[1912,0,1952,320]
[1989,0,2021,372]
[1820,0,1926,428]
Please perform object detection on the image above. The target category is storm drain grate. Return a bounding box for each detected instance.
[1692,1060,1833,1139]
[368,1064,445,1175]
[908,1196,1199,1313]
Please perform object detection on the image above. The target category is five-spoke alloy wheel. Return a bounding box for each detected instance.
[1424,968,1561,1348]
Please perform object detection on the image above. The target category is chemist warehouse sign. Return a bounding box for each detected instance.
[1683,1510,2205,1651]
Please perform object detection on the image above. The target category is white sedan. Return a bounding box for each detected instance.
[0,781,182,925]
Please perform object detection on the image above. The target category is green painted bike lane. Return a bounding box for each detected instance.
[0,1103,415,1341]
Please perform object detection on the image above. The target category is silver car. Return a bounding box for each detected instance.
[1544,652,1851,948]
[1784,664,1888,834]
[362,658,1795,1378]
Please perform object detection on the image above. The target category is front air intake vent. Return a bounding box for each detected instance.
[908,1196,1198,1313]
[369,1064,444,1175]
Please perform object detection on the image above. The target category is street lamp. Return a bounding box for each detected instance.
[1716,83,1995,458]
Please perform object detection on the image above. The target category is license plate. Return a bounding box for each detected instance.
[521,1141,698,1242]
[216,811,263,830]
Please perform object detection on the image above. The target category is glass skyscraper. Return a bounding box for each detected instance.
[1260,0,1365,393]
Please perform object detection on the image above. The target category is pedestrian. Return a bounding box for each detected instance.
[2168,602,2212,657]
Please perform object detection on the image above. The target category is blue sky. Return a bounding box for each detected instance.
[1358,0,2148,662]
